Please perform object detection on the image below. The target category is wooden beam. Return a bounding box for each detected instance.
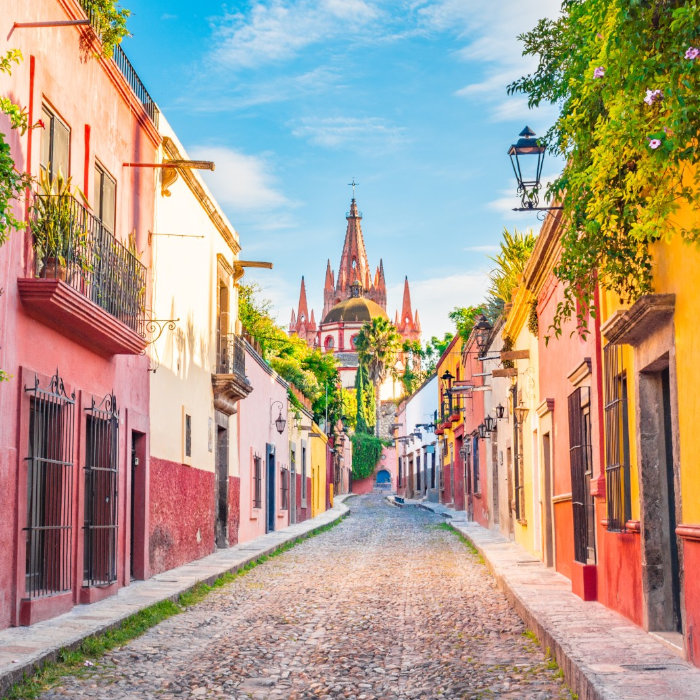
[500,349,530,361]
[492,368,518,378]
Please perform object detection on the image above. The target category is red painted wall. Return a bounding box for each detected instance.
[149,458,215,575]
[554,502,574,582]
[683,539,700,664]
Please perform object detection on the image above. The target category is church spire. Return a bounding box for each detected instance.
[336,197,371,296]
[401,276,413,325]
[324,259,334,292]
[289,276,316,347]
[396,276,421,343]
[297,276,309,323]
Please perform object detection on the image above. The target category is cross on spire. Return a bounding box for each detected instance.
[348,178,359,199]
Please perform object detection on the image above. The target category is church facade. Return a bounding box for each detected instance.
[289,197,420,395]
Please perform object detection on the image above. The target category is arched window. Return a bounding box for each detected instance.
[325,335,334,350]
[351,334,359,348]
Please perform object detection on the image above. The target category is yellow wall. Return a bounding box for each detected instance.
[310,424,328,517]
[436,336,462,502]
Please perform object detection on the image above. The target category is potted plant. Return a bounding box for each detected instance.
[31,169,90,281]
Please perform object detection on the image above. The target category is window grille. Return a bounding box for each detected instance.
[280,468,289,510]
[398,457,403,487]
[185,414,192,458]
[512,385,525,520]
[431,453,436,489]
[416,456,421,491]
[83,393,119,588]
[604,344,632,531]
[24,371,75,599]
[253,455,262,509]
[301,447,307,501]
[569,388,597,562]
[473,436,480,494]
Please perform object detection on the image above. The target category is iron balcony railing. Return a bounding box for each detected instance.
[32,193,147,336]
[78,2,159,126]
[217,333,246,380]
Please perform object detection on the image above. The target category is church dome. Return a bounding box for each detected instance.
[322,296,388,324]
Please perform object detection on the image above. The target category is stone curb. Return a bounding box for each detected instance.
[412,500,700,700]
[0,498,350,696]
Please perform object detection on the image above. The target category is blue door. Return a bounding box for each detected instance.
[266,444,276,533]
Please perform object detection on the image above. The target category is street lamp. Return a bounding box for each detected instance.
[271,400,286,434]
[514,403,529,425]
[484,414,496,433]
[495,403,506,420]
[474,315,493,357]
[478,423,487,439]
[508,126,563,213]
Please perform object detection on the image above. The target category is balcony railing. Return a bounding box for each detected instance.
[78,2,159,126]
[32,193,146,336]
[217,333,246,379]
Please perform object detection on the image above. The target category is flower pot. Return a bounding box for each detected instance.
[449,413,460,423]
[40,257,67,281]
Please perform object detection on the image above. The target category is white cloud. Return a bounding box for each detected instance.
[387,270,491,342]
[189,145,289,211]
[291,116,406,150]
[211,0,379,70]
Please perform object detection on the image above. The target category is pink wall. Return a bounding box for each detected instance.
[0,0,157,628]
[237,346,290,544]
[351,446,396,495]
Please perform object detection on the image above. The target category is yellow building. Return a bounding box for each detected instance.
[310,423,328,517]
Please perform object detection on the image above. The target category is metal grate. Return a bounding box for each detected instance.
[512,384,525,520]
[280,468,289,510]
[472,436,480,494]
[253,455,262,509]
[83,393,119,588]
[604,344,631,531]
[32,193,146,335]
[24,371,75,599]
[217,333,246,380]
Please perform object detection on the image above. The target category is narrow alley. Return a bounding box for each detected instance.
[40,495,570,699]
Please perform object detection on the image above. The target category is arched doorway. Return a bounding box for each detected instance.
[375,469,391,490]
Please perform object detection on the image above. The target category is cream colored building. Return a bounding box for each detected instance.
[147,115,251,574]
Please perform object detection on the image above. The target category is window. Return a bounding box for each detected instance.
[24,371,75,599]
[84,394,119,587]
[416,455,421,490]
[604,344,632,531]
[398,457,403,487]
[569,387,597,563]
[351,335,359,348]
[472,436,480,494]
[325,335,334,350]
[40,106,70,180]
[253,455,262,509]
[185,414,192,458]
[512,385,525,521]
[301,446,307,502]
[281,468,289,510]
[94,163,116,233]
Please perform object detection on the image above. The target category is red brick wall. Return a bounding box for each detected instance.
[149,458,215,575]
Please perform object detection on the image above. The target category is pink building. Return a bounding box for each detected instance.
[237,342,291,541]
[0,1,158,626]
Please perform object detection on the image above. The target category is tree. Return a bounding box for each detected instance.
[355,317,402,437]
[508,1,700,333]
[487,228,537,307]
[423,333,454,376]
[449,305,487,343]
[354,362,375,434]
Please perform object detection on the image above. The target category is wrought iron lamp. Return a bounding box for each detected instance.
[484,414,496,433]
[514,403,529,425]
[478,423,487,439]
[474,315,493,356]
[508,126,563,214]
[271,400,286,434]
[495,403,506,420]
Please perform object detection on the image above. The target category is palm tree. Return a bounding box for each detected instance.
[488,227,537,305]
[355,317,402,437]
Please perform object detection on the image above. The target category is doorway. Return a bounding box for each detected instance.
[266,444,276,533]
[130,431,146,580]
[542,432,554,568]
[638,361,682,634]
[215,413,229,548]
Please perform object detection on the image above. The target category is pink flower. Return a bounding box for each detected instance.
[685,47,699,60]
[644,89,663,105]
[649,139,662,150]
[593,66,605,78]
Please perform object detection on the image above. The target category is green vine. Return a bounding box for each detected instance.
[509,0,700,334]
[501,335,515,369]
[80,0,130,57]
[350,432,387,481]
[527,300,539,337]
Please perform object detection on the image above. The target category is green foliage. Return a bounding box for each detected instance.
[340,388,357,431]
[350,431,386,480]
[449,305,487,343]
[528,300,539,336]
[501,335,515,369]
[487,228,537,306]
[509,0,700,333]
[80,0,130,57]
[354,362,375,434]
[238,283,342,428]
[355,317,401,435]
[422,333,454,375]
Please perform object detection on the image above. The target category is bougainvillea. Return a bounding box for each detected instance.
[509,0,700,334]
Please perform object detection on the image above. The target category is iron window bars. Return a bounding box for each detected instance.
[604,344,632,531]
[568,387,597,563]
[253,455,262,509]
[83,393,119,588]
[512,385,525,521]
[24,371,75,599]
[32,193,147,336]
[217,333,246,380]
[280,468,289,511]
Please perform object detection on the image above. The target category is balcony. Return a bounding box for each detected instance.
[18,193,147,355]
[78,1,159,126]
[212,333,252,415]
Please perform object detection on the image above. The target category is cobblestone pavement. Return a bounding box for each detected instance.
[41,496,571,699]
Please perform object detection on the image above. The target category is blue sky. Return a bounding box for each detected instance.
[122,0,561,341]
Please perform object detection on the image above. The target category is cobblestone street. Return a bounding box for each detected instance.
[41,496,571,699]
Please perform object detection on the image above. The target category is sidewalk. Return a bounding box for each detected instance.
[0,497,350,696]
[397,496,700,700]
